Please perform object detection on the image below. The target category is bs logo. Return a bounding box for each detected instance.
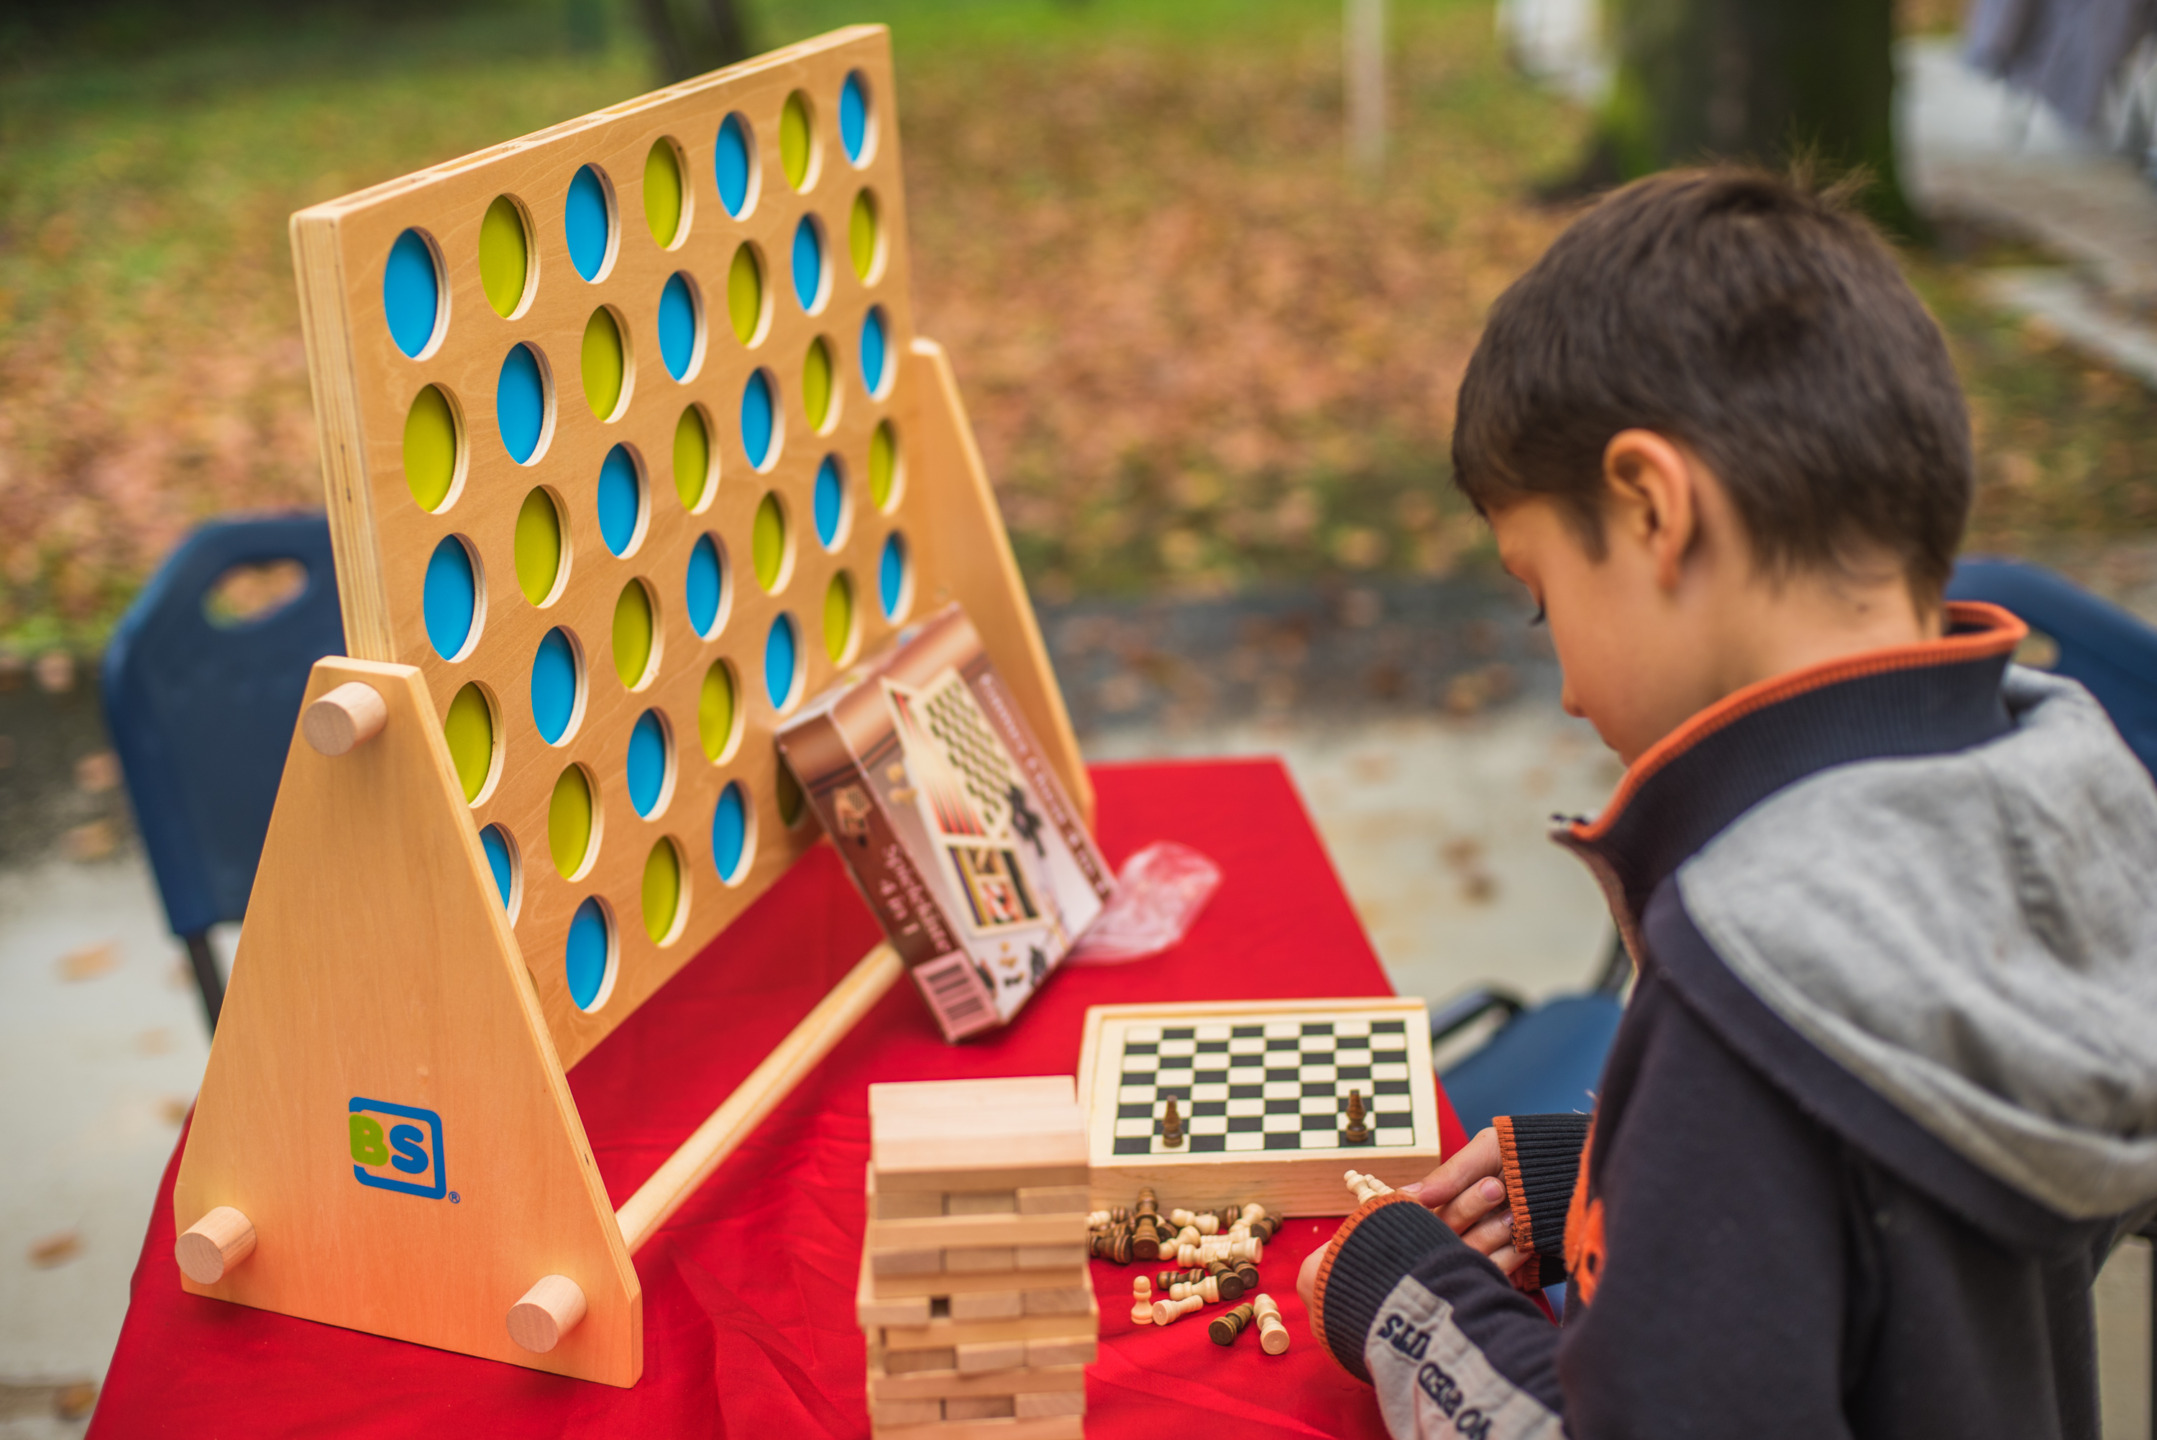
[348,1098,446,1199]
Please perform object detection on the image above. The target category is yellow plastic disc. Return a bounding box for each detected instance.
[548,765,593,878]
[613,579,654,688]
[642,838,682,942]
[443,683,494,803]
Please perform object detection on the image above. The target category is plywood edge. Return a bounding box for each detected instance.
[903,337,1093,825]
[289,211,393,659]
[174,658,640,1383]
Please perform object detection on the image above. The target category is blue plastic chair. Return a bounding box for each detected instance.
[101,515,345,1032]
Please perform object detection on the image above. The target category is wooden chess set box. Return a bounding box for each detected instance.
[778,604,1113,1040]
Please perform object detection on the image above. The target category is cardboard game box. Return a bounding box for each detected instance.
[777,604,1112,1040]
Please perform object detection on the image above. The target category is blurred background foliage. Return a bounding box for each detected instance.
[1,0,2153,654]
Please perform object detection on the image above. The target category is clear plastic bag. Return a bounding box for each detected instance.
[1066,840,1222,965]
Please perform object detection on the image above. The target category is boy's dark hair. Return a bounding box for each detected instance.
[1451,167,1971,601]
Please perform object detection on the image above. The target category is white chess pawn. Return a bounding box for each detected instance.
[1131,1275,1154,1325]
[1345,1169,1395,1205]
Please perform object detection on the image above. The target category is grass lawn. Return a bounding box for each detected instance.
[2,0,2152,652]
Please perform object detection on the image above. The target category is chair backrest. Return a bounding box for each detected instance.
[1948,557,2157,782]
[101,515,345,938]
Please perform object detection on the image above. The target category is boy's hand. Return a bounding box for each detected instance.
[1403,1125,1524,1275]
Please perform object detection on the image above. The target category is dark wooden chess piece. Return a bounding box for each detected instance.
[1344,1088,1370,1145]
[1162,1096,1185,1148]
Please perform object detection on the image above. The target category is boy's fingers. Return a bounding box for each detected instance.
[1296,1245,1324,1319]
[1438,1174,1509,1236]
[1488,1244,1525,1277]
[1411,1126,1503,1210]
[1463,1210,1516,1257]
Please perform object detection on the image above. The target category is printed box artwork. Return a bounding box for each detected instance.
[777,604,1113,1040]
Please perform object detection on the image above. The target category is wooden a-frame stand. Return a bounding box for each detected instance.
[171,342,1080,1386]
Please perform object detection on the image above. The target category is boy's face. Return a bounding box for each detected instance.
[1486,493,1717,767]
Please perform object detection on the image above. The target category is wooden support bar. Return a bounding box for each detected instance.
[301,682,388,756]
[507,1274,589,1353]
[615,943,904,1252]
[174,1206,256,1284]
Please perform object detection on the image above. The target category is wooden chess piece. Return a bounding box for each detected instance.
[1344,1088,1370,1145]
[1161,1097,1185,1148]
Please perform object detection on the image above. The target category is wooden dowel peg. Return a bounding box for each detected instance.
[302,682,389,756]
[175,1206,256,1284]
[507,1274,588,1353]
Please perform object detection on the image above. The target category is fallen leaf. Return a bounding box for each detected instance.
[58,943,117,981]
[29,1231,81,1267]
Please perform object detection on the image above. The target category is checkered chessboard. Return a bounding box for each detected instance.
[1109,1017,1417,1155]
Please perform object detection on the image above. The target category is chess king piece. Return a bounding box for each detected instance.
[1161,1096,1185,1148]
[1343,1087,1370,1145]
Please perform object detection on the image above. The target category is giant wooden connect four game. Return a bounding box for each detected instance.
[169,27,1088,1386]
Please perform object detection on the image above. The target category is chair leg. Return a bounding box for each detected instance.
[184,932,226,1034]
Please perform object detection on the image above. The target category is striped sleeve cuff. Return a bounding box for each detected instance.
[1495,1113,1592,1292]
[1310,1193,1454,1382]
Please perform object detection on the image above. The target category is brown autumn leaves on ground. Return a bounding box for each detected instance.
[2,8,2153,652]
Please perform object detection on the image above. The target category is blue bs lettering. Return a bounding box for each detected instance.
[347,1098,448,1199]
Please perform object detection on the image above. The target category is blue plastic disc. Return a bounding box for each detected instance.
[791,216,823,311]
[384,229,440,358]
[497,343,546,464]
[565,897,611,1010]
[531,628,579,744]
[764,613,798,708]
[712,781,749,882]
[478,824,515,908]
[686,534,723,637]
[715,114,753,218]
[814,456,843,549]
[860,306,888,396]
[879,533,907,619]
[422,535,476,659]
[626,709,667,818]
[741,370,775,469]
[566,166,611,282]
[597,445,641,557]
[840,72,869,163]
[658,272,698,380]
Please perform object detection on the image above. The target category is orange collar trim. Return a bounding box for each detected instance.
[1570,601,2026,845]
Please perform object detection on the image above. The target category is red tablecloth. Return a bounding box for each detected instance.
[92,759,1465,1438]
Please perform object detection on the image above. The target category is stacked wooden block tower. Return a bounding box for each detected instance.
[859,1078,1097,1438]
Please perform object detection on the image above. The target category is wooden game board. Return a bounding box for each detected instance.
[170,27,1087,1387]
[1076,999,1445,1216]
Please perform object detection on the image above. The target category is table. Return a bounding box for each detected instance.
[92,759,1467,1438]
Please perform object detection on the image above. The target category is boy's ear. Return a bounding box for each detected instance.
[1601,429,1699,593]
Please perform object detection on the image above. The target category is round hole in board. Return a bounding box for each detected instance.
[479,195,532,320]
[530,627,583,745]
[626,708,672,818]
[727,243,766,346]
[383,227,443,358]
[549,763,598,880]
[643,836,685,943]
[879,532,910,621]
[803,336,836,432]
[752,492,789,593]
[422,535,482,661]
[514,487,566,605]
[496,343,551,464]
[780,90,816,191]
[658,271,702,382]
[840,70,873,165]
[849,189,880,282]
[565,164,615,282]
[686,533,727,638]
[776,760,807,828]
[712,780,754,884]
[740,369,779,470]
[813,455,846,549]
[714,112,757,219]
[869,419,900,511]
[443,682,498,805]
[582,306,629,421]
[403,385,462,512]
[698,658,739,761]
[790,215,826,312]
[479,823,520,916]
[565,895,616,1012]
[860,306,890,398]
[612,578,658,689]
[597,444,645,558]
[823,570,856,664]
[764,612,800,711]
[644,136,687,248]
[673,404,713,511]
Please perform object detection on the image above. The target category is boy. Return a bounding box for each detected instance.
[1297,168,2157,1438]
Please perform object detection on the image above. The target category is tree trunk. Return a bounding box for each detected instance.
[1591,0,1917,235]
[633,0,755,84]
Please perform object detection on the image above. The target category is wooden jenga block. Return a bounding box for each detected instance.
[944,1248,1015,1274]
[1014,1389,1088,1419]
[954,1339,1025,1374]
[882,1347,957,1375]
[944,1395,1016,1420]
[870,1398,944,1426]
[1013,1245,1085,1269]
[870,1188,947,1221]
[868,1362,1086,1403]
[945,1190,1018,1215]
[879,1293,1097,1353]
[1022,1286,1093,1316]
[1023,1334,1096,1368]
[873,1249,946,1277]
[871,1416,1082,1440]
[871,1265,1085,1299]
[1015,1185,1091,1215]
[866,1213,1084,1252]
[948,1290,1024,1322]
